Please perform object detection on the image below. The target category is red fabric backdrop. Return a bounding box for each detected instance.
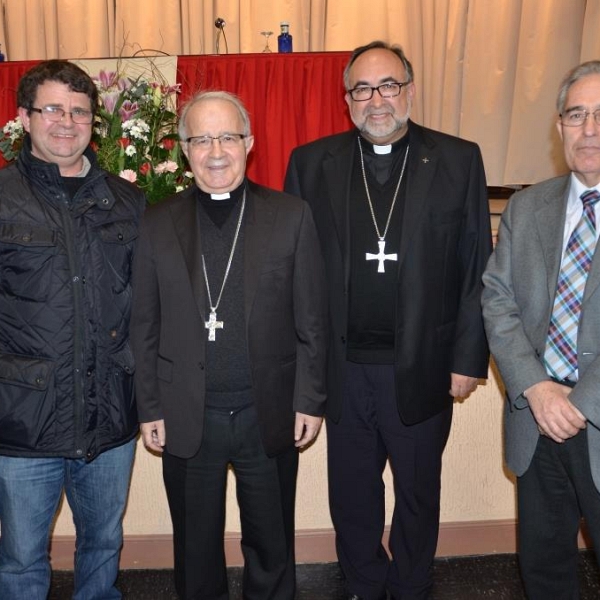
[0,52,353,189]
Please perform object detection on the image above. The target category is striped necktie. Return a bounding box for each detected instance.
[544,189,600,380]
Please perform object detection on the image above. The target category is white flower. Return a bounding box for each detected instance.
[124,145,137,157]
[3,117,23,139]
[119,169,138,183]
[184,171,194,179]
[122,118,150,142]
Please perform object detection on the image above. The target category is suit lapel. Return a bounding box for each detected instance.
[170,188,206,319]
[534,181,569,305]
[397,123,437,269]
[584,213,600,304]
[322,134,355,261]
[244,186,275,328]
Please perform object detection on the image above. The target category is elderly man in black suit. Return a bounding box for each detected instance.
[131,90,327,600]
[285,41,491,600]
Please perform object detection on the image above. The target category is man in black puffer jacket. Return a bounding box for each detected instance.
[0,60,145,600]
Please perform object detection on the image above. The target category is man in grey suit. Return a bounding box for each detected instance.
[482,60,600,598]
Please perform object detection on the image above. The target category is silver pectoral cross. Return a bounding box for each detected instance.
[366,240,397,273]
[205,310,223,341]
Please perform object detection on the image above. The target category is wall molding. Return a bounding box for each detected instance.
[49,519,591,570]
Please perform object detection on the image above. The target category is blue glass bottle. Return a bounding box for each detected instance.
[0,44,5,62]
[278,22,293,53]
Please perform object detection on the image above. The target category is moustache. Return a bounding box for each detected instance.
[364,108,394,117]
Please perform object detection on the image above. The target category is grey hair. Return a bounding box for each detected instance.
[178,90,252,140]
[557,60,600,114]
[343,41,414,91]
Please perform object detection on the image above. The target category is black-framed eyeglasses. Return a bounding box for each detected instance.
[184,134,247,149]
[560,109,600,127]
[347,82,409,102]
[30,106,94,124]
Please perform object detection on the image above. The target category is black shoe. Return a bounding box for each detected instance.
[348,596,363,600]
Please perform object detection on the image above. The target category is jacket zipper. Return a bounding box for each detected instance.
[59,192,86,457]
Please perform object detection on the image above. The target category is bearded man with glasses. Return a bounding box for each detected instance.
[285,41,492,600]
[0,60,145,599]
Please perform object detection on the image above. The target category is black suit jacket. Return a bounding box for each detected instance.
[285,123,491,424]
[131,181,328,458]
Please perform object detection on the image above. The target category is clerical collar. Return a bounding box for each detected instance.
[359,131,410,157]
[197,180,246,205]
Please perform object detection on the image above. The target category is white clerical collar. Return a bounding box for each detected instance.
[373,144,392,155]
[210,192,231,200]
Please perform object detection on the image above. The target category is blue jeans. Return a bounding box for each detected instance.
[0,440,135,600]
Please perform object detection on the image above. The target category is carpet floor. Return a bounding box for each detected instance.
[47,551,600,599]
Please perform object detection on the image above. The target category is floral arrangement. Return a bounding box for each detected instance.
[0,116,23,162]
[0,68,193,204]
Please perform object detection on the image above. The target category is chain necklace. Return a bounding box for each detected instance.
[357,137,409,273]
[201,190,246,341]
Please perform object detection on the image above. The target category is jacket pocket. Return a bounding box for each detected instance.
[0,353,57,450]
[95,219,139,294]
[103,345,136,435]
[0,352,53,390]
[0,222,57,302]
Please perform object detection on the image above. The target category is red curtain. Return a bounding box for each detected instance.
[0,60,41,169]
[176,52,353,189]
[0,53,353,187]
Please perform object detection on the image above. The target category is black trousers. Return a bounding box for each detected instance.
[517,428,600,600]
[162,404,298,600]
[327,362,453,600]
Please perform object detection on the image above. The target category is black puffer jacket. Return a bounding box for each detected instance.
[0,139,145,460]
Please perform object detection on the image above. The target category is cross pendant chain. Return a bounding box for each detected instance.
[366,240,398,273]
[357,137,409,274]
[201,191,246,342]
[205,309,224,341]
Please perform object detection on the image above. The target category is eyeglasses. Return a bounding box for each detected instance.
[347,82,409,102]
[30,106,94,124]
[184,134,247,148]
[560,109,600,127]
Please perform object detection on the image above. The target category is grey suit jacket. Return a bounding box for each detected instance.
[482,175,600,491]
